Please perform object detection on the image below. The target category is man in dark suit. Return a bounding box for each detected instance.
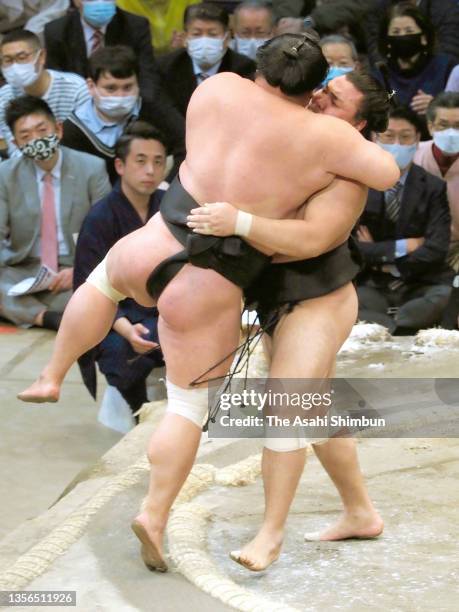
[44,1,158,98]
[356,105,453,334]
[157,2,256,118]
[74,121,166,416]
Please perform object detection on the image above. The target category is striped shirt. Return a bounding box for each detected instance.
[0,69,90,156]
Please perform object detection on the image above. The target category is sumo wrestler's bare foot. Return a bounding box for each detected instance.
[131,512,168,572]
[304,509,384,541]
[230,527,283,572]
[17,374,60,403]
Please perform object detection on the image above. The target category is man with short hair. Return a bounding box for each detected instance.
[414,92,459,243]
[188,71,391,570]
[0,29,90,156]
[61,45,185,184]
[44,0,157,100]
[319,34,359,85]
[356,105,453,334]
[0,95,110,329]
[232,1,275,60]
[157,2,256,118]
[414,92,459,328]
[74,121,167,415]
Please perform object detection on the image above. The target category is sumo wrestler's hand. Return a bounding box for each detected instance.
[187,202,238,236]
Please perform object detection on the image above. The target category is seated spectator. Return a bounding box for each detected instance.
[115,0,200,55]
[319,34,359,85]
[0,0,69,37]
[310,0,371,56]
[44,0,160,103]
[157,2,256,119]
[356,105,453,334]
[413,92,459,329]
[231,1,275,60]
[74,121,166,415]
[366,0,459,65]
[414,93,459,243]
[0,29,90,157]
[372,3,456,135]
[0,96,110,329]
[446,66,459,93]
[61,45,185,184]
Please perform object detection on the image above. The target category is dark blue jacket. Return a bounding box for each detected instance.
[74,182,165,398]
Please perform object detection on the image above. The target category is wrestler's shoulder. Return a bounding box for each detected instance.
[199,71,249,94]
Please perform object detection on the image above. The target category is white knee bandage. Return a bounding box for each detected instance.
[264,434,308,452]
[86,256,126,303]
[263,424,328,452]
[166,379,209,428]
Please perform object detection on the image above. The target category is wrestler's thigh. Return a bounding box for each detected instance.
[157,263,242,331]
[157,266,243,386]
[106,213,184,305]
[270,283,358,379]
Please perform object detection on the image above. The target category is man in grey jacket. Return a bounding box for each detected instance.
[0,95,110,329]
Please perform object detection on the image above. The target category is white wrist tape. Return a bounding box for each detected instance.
[235,210,253,237]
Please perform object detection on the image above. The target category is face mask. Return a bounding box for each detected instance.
[234,36,268,60]
[322,65,354,87]
[433,128,459,155]
[2,52,41,89]
[378,142,417,169]
[95,91,138,119]
[82,0,116,28]
[20,133,59,161]
[387,33,424,60]
[187,36,226,68]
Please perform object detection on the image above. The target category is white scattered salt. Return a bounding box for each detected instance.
[414,328,459,348]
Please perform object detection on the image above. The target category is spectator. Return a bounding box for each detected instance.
[446,66,459,93]
[61,45,185,184]
[319,34,359,85]
[414,93,459,264]
[74,121,166,415]
[44,0,160,103]
[115,0,200,55]
[356,105,453,334]
[0,1,69,37]
[0,29,90,157]
[157,3,255,119]
[310,0,372,56]
[366,0,459,65]
[0,96,110,329]
[373,3,456,133]
[231,1,275,60]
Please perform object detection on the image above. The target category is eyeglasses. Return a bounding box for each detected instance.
[0,49,38,68]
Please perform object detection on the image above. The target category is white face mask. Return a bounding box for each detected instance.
[433,128,459,155]
[95,89,138,119]
[234,36,268,60]
[3,51,41,89]
[187,36,226,68]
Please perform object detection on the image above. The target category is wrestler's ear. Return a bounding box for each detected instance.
[354,118,366,133]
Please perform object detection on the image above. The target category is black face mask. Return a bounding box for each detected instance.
[387,33,425,60]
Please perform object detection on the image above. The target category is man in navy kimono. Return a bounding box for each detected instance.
[73,120,167,415]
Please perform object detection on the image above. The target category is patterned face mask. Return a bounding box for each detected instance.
[19,133,59,161]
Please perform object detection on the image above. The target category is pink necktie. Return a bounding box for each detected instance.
[91,29,103,54]
[41,173,58,272]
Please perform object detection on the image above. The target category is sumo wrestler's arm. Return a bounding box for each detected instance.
[325,119,400,192]
[187,178,368,260]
